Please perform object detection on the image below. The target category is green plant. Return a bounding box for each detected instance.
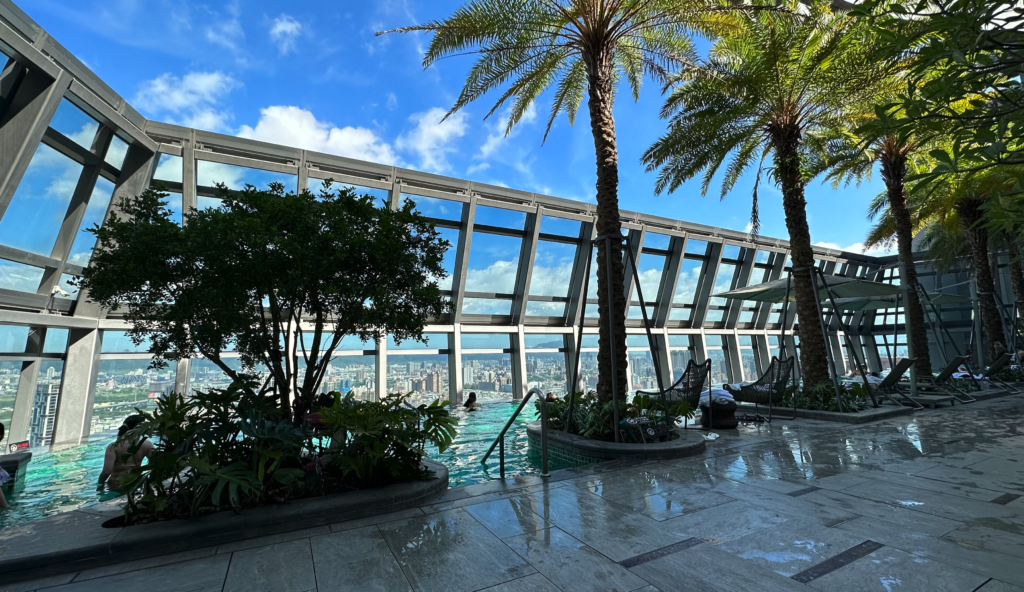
[119,381,457,524]
[783,382,871,413]
[540,391,694,442]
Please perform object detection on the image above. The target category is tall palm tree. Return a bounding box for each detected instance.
[642,0,890,389]
[381,0,732,404]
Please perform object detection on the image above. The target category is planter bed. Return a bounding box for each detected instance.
[0,460,448,584]
[526,421,706,463]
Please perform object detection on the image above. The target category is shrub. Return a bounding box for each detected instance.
[539,391,693,442]
[782,382,871,413]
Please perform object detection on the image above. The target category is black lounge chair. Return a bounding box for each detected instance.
[877,358,955,408]
[734,356,795,423]
[636,359,711,429]
[914,355,976,403]
[982,353,1022,394]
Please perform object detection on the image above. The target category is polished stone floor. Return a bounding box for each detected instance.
[9,395,1024,592]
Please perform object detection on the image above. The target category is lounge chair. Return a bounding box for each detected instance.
[914,355,976,403]
[734,356,795,423]
[877,358,955,409]
[635,359,711,429]
[982,353,1022,394]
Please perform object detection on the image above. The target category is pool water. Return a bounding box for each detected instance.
[0,401,559,529]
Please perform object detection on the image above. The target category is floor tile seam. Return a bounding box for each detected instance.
[471,572,559,592]
[789,539,884,584]
[867,468,1010,495]
[372,522,416,592]
[836,483,1014,522]
[972,578,995,592]
[940,531,1024,558]
[306,529,319,592]
[219,547,234,592]
[70,548,220,582]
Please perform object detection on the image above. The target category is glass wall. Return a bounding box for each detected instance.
[91,359,175,435]
[387,333,449,405]
[668,335,695,381]
[0,361,21,450]
[461,333,513,402]
[626,335,658,393]
[705,335,729,386]
[525,334,567,396]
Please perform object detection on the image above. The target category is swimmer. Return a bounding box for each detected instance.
[97,415,154,491]
[463,392,482,411]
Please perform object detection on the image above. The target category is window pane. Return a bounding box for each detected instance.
[474,205,525,230]
[466,232,521,294]
[685,240,708,255]
[670,349,693,381]
[91,359,176,435]
[708,349,728,386]
[580,334,599,349]
[462,298,511,315]
[673,259,703,307]
[755,250,771,264]
[197,161,297,192]
[722,245,741,260]
[525,300,565,316]
[0,260,43,293]
[0,325,29,352]
[67,176,116,266]
[153,154,182,183]
[525,335,563,349]
[0,360,22,449]
[105,136,130,170]
[705,335,724,347]
[461,333,510,350]
[539,215,580,237]
[43,328,68,354]
[669,308,692,322]
[668,335,692,349]
[189,358,262,393]
[462,353,513,402]
[526,352,566,396]
[710,263,737,306]
[325,356,376,401]
[575,351,598,392]
[0,143,83,255]
[388,333,447,350]
[313,180,389,208]
[387,354,448,405]
[643,233,671,250]
[30,361,63,447]
[49,100,98,149]
[628,350,657,392]
[434,227,460,291]
[164,192,184,225]
[626,335,652,348]
[530,241,576,297]
[101,331,152,353]
[403,194,462,221]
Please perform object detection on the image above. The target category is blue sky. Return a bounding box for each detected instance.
[25,0,888,256]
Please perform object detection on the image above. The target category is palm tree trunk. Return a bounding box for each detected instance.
[955,198,1006,361]
[880,142,932,376]
[1006,235,1024,350]
[587,58,627,405]
[770,123,830,390]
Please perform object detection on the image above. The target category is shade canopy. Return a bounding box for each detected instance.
[831,292,974,311]
[713,275,903,303]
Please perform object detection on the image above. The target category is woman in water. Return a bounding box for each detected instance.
[98,415,154,491]
[463,392,482,411]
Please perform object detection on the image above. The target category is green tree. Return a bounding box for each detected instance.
[380,0,731,405]
[643,0,890,389]
[79,182,450,422]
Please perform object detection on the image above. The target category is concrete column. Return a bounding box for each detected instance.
[651,329,672,391]
[51,328,101,444]
[374,335,386,401]
[174,358,190,395]
[8,327,44,444]
[510,326,526,400]
[448,327,463,406]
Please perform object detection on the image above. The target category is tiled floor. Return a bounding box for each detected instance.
[9,395,1024,592]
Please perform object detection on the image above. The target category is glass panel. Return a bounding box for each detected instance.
[332,334,374,351]
[526,352,567,396]
[465,232,521,294]
[673,259,703,306]
[668,335,692,349]
[635,253,665,300]
[101,331,152,353]
[189,358,266,393]
[722,245,741,260]
[434,227,460,291]
[49,100,98,149]
[67,176,116,266]
[91,359,176,435]
[685,240,708,255]
[710,263,737,305]
[387,333,447,350]
[461,333,510,350]
[705,335,724,347]
[738,336,754,347]
[196,161,297,192]
[530,241,576,297]
[576,351,598,392]
[0,325,29,352]
[325,356,376,401]
[403,194,462,221]
[525,335,563,349]
[462,353,514,402]
[643,233,671,250]
[539,216,580,237]
[705,309,725,323]
[628,349,657,392]
[104,136,130,170]
[626,335,651,348]
[43,328,68,354]
[708,349,728,386]
[580,334,599,349]
[0,260,43,293]
[755,250,771,264]
[474,205,526,230]
[462,298,512,315]
[525,300,566,316]
[670,349,693,381]
[196,196,223,210]
[153,154,183,183]
[669,307,692,322]
[387,354,448,405]
[0,360,21,449]
[0,144,83,255]
[313,180,389,208]
[163,192,184,225]
[29,361,63,447]
[739,310,754,323]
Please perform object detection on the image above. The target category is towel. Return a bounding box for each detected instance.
[701,389,736,405]
[952,372,983,379]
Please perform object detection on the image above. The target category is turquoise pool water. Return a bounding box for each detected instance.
[0,401,553,529]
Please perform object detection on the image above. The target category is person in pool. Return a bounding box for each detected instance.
[98,415,154,491]
[0,422,7,509]
[463,392,482,411]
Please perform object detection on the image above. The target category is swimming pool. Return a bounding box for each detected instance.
[0,401,558,529]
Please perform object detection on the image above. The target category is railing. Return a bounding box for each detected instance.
[480,387,548,480]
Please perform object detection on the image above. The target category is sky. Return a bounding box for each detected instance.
[21,0,892,266]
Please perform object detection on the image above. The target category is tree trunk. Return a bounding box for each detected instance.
[587,56,628,405]
[956,198,1006,362]
[1006,236,1024,352]
[880,140,932,376]
[769,122,830,390]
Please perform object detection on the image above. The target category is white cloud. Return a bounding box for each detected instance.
[814,241,894,256]
[395,108,468,173]
[269,14,302,55]
[133,71,241,133]
[237,105,400,164]
[205,3,245,53]
[477,103,537,160]
[466,162,490,175]
[386,92,398,110]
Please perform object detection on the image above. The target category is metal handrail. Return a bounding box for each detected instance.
[480,387,548,479]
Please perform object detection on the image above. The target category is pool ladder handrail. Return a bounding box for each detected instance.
[480,387,549,480]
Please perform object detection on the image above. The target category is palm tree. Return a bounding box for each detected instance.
[380,0,731,404]
[642,0,890,389]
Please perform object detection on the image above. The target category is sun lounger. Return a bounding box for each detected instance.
[982,353,1022,394]
[734,356,795,423]
[876,358,955,409]
[914,355,976,403]
[636,359,711,429]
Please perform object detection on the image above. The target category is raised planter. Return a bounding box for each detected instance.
[0,460,448,584]
[526,421,706,463]
[733,403,914,424]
